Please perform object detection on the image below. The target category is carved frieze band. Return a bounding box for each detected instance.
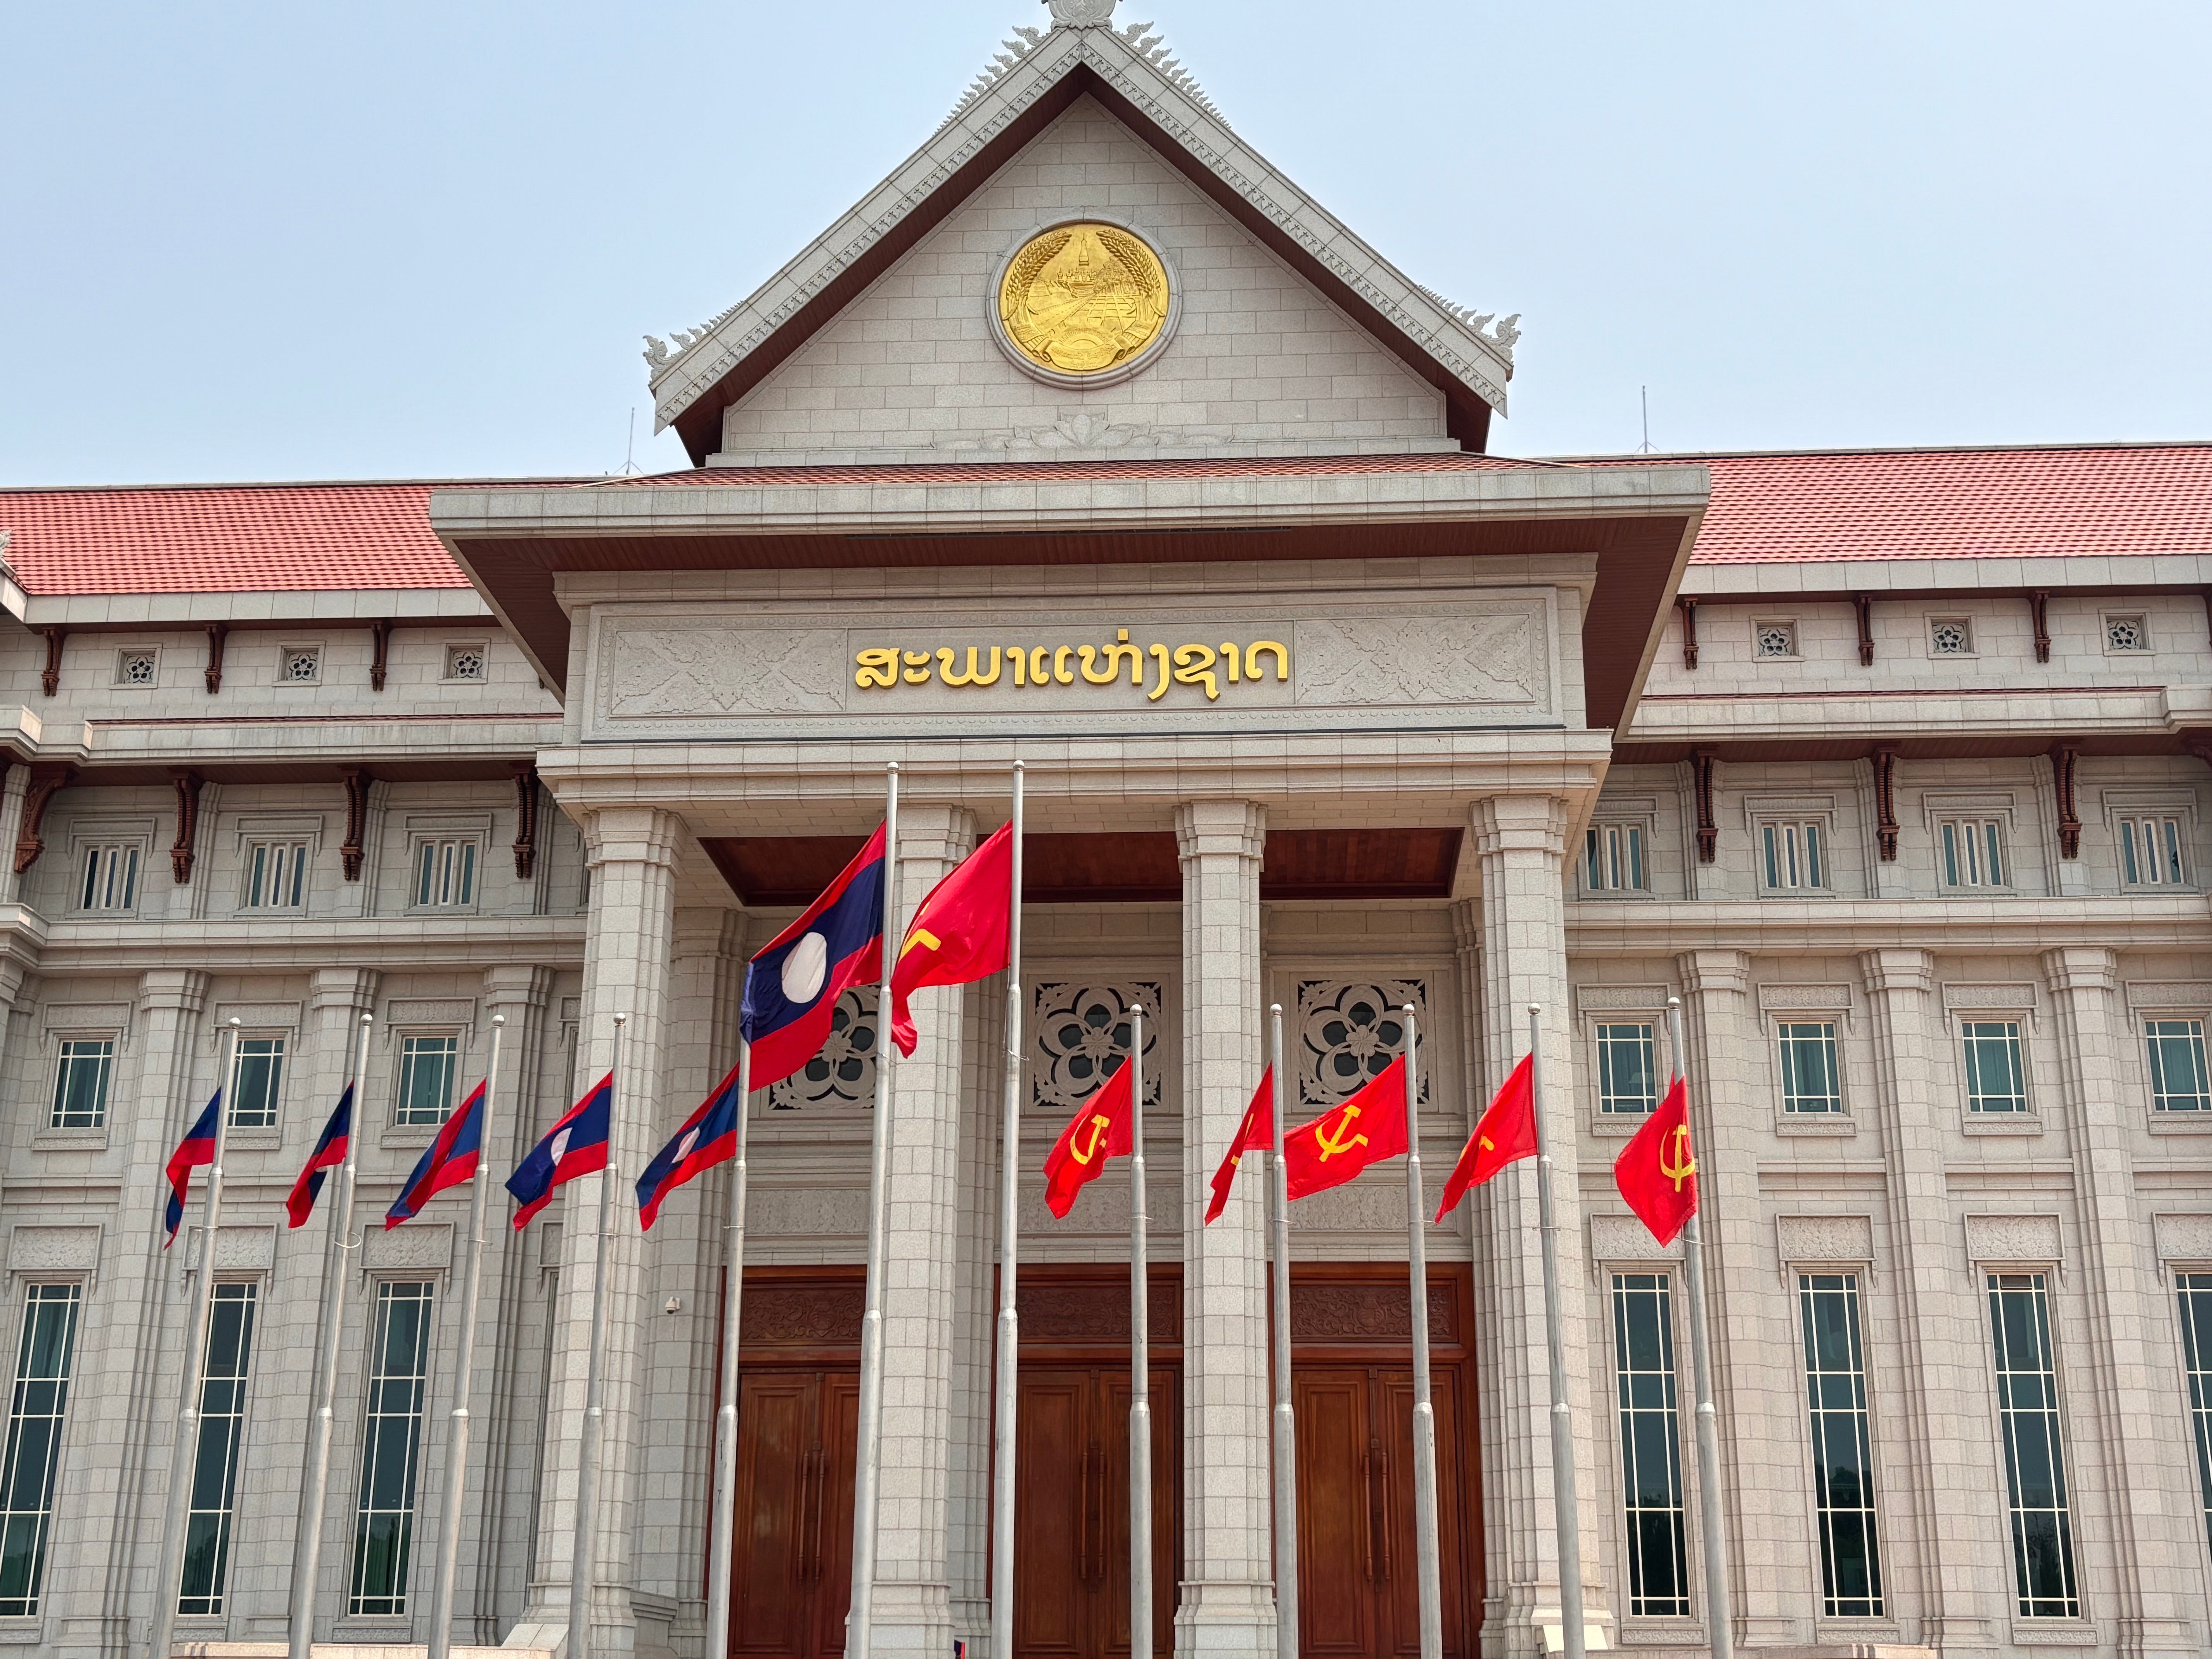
[2125,981,2212,1015]
[1964,1213,2062,1269]
[1942,983,2039,1018]
[1575,985,1673,1017]
[364,1223,452,1272]
[1021,1278,1182,1344]
[1757,984,1855,1025]
[1590,1213,1682,1266]
[185,1224,276,1274]
[744,1281,866,1348]
[9,1224,101,1274]
[2155,1212,2212,1266]
[1776,1213,1875,1269]
[1289,1281,1456,1345]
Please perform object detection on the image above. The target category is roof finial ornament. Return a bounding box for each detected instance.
[1045,0,1117,25]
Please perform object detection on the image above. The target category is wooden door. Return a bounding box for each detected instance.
[1098,1368,1178,1659]
[730,1369,858,1659]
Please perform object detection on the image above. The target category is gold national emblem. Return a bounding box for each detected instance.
[998,223,1170,376]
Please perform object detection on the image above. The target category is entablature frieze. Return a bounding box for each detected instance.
[1567,895,2212,955]
[0,915,585,976]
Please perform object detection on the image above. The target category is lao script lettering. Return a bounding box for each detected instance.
[855,630,1289,702]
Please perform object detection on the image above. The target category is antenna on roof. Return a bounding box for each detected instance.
[1639,387,1656,455]
[623,408,639,476]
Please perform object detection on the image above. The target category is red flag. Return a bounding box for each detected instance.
[1435,1054,1537,1221]
[1615,1077,1698,1245]
[1280,1056,1409,1201]
[1041,1058,1135,1219]
[888,823,1013,1057]
[1203,1069,1274,1225]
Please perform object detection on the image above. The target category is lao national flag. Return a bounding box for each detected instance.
[635,1062,743,1231]
[286,1084,354,1229]
[162,1093,221,1248]
[507,1074,612,1228]
[742,825,887,1090]
[386,1082,485,1230]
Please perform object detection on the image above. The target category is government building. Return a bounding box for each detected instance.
[3,5,2209,1659]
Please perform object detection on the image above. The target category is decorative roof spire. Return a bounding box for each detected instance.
[1045,0,1117,25]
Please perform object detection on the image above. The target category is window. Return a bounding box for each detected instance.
[414,838,477,909]
[77,842,140,912]
[2119,815,2187,888]
[1585,824,1649,892]
[280,647,322,684]
[2178,1274,2212,1568]
[115,648,158,687]
[1611,1272,1691,1617]
[1939,819,2006,890]
[49,1038,115,1130]
[1987,1273,2080,1620]
[1761,821,1826,892]
[243,840,309,910]
[443,644,487,682]
[1961,1021,2029,1115]
[1754,620,1799,659]
[1597,1022,1660,1116]
[0,1283,82,1616]
[230,1036,285,1130]
[349,1281,434,1616]
[2145,1019,2212,1113]
[2105,614,2149,653]
[178,1282,257,1616]
[1799,1273,1884,1618]
[1777,1022,1843,1115]
[394,1035,459,1127]
[1928,617,1974,656]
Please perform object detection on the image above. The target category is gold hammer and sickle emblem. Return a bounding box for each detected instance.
[899,927,941,961]
[1070,1113,1111,1166]
[1660,1125,1697,1193]
[1315,1103,1369,1162]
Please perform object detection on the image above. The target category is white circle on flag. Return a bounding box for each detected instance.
[677,1128,700,1160]
[781,931,830,1005]
[550,1128,572,1164]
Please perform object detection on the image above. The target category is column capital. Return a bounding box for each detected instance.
[1467,793,1570,859]
[895,801,981,867]
[308,967,380,1016]
[671,905,746,961]
[483,963,557,1012]
[1674,948,1752,1000]
[580,804,687,869]
[137,967,211,1017]
[1858,946,1935,998]
[2040,944,2119,998]
[1174,798,1266,863]
[1449,895,1482,955]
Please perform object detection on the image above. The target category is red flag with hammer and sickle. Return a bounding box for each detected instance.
[1434,1053,1537,1221]
[888,822,1013,1058]
[1615,1077,1698,1245]
[1202,1068,1274,1226]
[1042,1056,1135,1219]
[1280,1055,1409,1201]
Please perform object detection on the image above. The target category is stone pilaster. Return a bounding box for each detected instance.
[869,805,976,1659]
[1672,950,1815,1647]
[516,805,683,1657]
[49,967,212,1659]
[1467,794,1611,1657]
[2038,948,2198,1659]
[1856,948,2001,1649]
[948,964,1003,1650]
[1173,799,1273,1659]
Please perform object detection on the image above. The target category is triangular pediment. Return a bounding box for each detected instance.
[647,11,1518,465]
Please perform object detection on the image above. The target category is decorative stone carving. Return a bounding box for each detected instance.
[605,625,847,720]
[385,998,476,1030]
[1021,1278,1180,1343]
[1293,614,1536,707]
[43,1001,131,1036]
[744,1281,866,1347]
[1941,983,2039,1027]
[1296,979,1428,1108]
[9,1224,100,1274]
[365,1223,452,1271]
[750,1187,868,1239]
[766,990,878,1111]
[1757,983,1855,1022]
[1575,984,1672,1015]
[186,1224,275,1273]
[1046,0,1118,27]
[1285,1182,1413,1236]
[963,414,1228,455]
[2155,1213,2212,1265]
[212,1001,302,1037]
[1776,1214,1875,1269]
[1289,1281,1455,1344]
[1964,1213,2062,1268]
[2124,981,2212,1013]
[1033,982,1161,1112]
[1590,1214,1681,1266]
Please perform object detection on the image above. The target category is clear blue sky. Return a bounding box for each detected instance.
[5,0,2207,484]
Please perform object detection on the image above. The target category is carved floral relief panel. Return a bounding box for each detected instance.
[764,989,879,1112]
[1295,979,1431,1110]
[1032,982,1164,1114]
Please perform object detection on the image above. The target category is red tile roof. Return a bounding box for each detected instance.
[3,445,2205,596]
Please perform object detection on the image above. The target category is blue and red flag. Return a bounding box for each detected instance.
[742,824,887,1089]
[507,1074,612,1228]
[162,1093,221,1248]
[635,1061,743,1231]
[386,1081,484,1230]
[286,1084,353,1229]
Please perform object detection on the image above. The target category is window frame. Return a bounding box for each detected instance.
[1593,1020,1662,1121]
[1774,1019,1846,1118]
[72,838,144,916]
[240,838,313,912]
[1582,818,1655,897]
[45,1032,118,1133]
[1607,1269,1697,1624]
[2143,1017,2212,1116]
[227,1032,289,1132]
[406,833,484,914]
[1935,817,2011,893]
[347,1278,437,1618]
[177,1277,259,1618]
[1796,1271,1887,1622]
[2176,1271,2212,1580]
[391,1031,462,1131]
[1958,1018,2032,1118]
[2104,792,2197,894]
[1983,1270,2085,1624]
[0,1279,85,1619]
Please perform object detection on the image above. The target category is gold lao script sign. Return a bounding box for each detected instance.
[855,631,1288,703]
[998,224,1170,375]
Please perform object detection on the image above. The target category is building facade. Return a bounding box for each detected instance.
[2,7,2210,1659]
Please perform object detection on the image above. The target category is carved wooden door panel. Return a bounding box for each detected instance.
[809,1373,861,1659]
[1014,1368,1095,1659]
[729,1369,859,1659]
[1097,1368,1179,1659]
[1293,1369,1381,1659]
[1375,1373,1470,1659]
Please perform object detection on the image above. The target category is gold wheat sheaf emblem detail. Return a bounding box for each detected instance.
[998,224,1170,375]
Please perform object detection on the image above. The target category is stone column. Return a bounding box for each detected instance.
[1856,949,2001,1649]
[47,968,212,1659]
[1673,951,1816,1646]
[1173,799,1273,1659]
[1466,795,1612,1657]
[949,970,1004,1649]
[869,804,976,1659]
[2039,948,2198,1659]
[515,805,683,1657]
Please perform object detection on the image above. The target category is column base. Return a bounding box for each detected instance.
[868,1581,956,1659]
[1171,1579,1277,1659]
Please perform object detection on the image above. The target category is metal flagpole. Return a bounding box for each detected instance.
[1400,1006,1444,1659]
[848,762,902,1659]
[989,760,1027,1659]
[1267,1004,1298,1659]
[1127,1002,1152,1659]
[1666,998,1734,1659]
[151,1016,245,1659]
[1528,1004,1588,1659]
[289,1012,373,1659]
[703,1033,756,1659]
[570,1012,625,1659]
[428,1013,505,1659]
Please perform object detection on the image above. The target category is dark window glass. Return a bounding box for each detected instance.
[1987,1273,2080,1618]
[1612,1272,1691,1617]
[0,1284,82,1616]
[178,1282,258,1614]
[1798,1273,1884,1617]
[349,1281,434,1615]
[2178,1273,2212,1569]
